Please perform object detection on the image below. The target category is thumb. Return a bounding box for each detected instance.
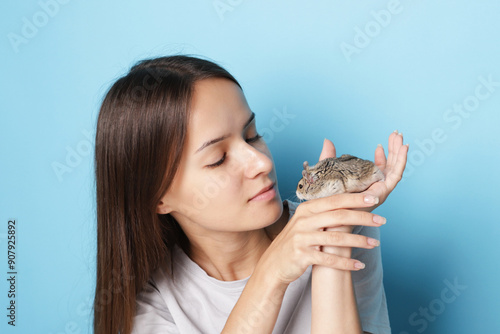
[318,138,336,161]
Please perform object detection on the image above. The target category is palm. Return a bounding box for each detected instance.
[318,131,408,209]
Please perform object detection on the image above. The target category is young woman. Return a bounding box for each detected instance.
[93,55,408,334]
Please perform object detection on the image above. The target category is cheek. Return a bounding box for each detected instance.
[201,173,237,203]
[175,172,246,230]
[179,169,242,213]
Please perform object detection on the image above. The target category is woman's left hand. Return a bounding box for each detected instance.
[319,130,409,211]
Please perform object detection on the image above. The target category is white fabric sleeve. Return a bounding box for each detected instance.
[351,225,391,334]
[132,279,180,334]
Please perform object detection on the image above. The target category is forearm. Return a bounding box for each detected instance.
[222,267,288,334]
[311,241,362,334]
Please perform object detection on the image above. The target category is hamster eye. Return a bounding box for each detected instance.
[298,184,303,189]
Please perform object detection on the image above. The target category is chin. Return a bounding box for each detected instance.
[250,192,284,229]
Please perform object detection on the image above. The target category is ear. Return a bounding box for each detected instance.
[309,173,318,184]
[156,196,173,215]
[304,171,317,184]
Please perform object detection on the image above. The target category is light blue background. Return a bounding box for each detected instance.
[1,1,499,333]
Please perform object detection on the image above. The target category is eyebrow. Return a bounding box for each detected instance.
[195,112,255,154]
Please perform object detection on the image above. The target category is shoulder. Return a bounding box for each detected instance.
[133,272,179,333]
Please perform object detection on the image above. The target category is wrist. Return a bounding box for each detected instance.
[253,259,290,292]
[323,227,352,258]
[322,245,352,257]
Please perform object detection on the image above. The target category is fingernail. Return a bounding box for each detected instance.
[398,132,403,136]
[373,215,386,225]
[377,144,383,148]
[393,130,398,133]
[368,238,380,246]
[405,143,410,148]
[364,195,379,204]
[354,262,366,269]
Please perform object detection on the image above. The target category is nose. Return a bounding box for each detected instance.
[237,142,274,179]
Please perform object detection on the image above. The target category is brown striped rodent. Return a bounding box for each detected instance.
[296,154,385,200]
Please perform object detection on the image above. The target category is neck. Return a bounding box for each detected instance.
[186,228,272,281]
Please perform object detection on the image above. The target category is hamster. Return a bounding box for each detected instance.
[296,154,385,201]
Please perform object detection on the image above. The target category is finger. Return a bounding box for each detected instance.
[390,132,404,168]
[387,130,397,167]
[318,138,336,161]
[374,144,386,172]
[300,193,380,215]
[304,231,380,249]
[385,143,409,190]
[311,250,366,271]
[304,209,387,230]
[387,130,398,170]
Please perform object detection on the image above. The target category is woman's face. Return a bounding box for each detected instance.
[158,78,283,235]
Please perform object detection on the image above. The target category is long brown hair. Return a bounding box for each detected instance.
[93,55,241,334]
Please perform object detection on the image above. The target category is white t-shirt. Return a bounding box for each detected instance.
[132,200,391,334]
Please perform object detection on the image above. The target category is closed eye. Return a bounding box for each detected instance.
[246,134,262,143]
[207,152,226,168]
[206,133,261,169]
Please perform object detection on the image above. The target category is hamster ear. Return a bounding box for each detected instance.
[303,161,309,170]
[304,172,317,184]
[302,170,314,184]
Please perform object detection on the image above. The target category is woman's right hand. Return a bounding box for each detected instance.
[256,193,386,286]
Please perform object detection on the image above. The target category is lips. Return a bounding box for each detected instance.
[249,182,275,201]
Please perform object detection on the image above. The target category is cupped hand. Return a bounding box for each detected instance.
[318,130,409,211]
[257,193,386,286]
